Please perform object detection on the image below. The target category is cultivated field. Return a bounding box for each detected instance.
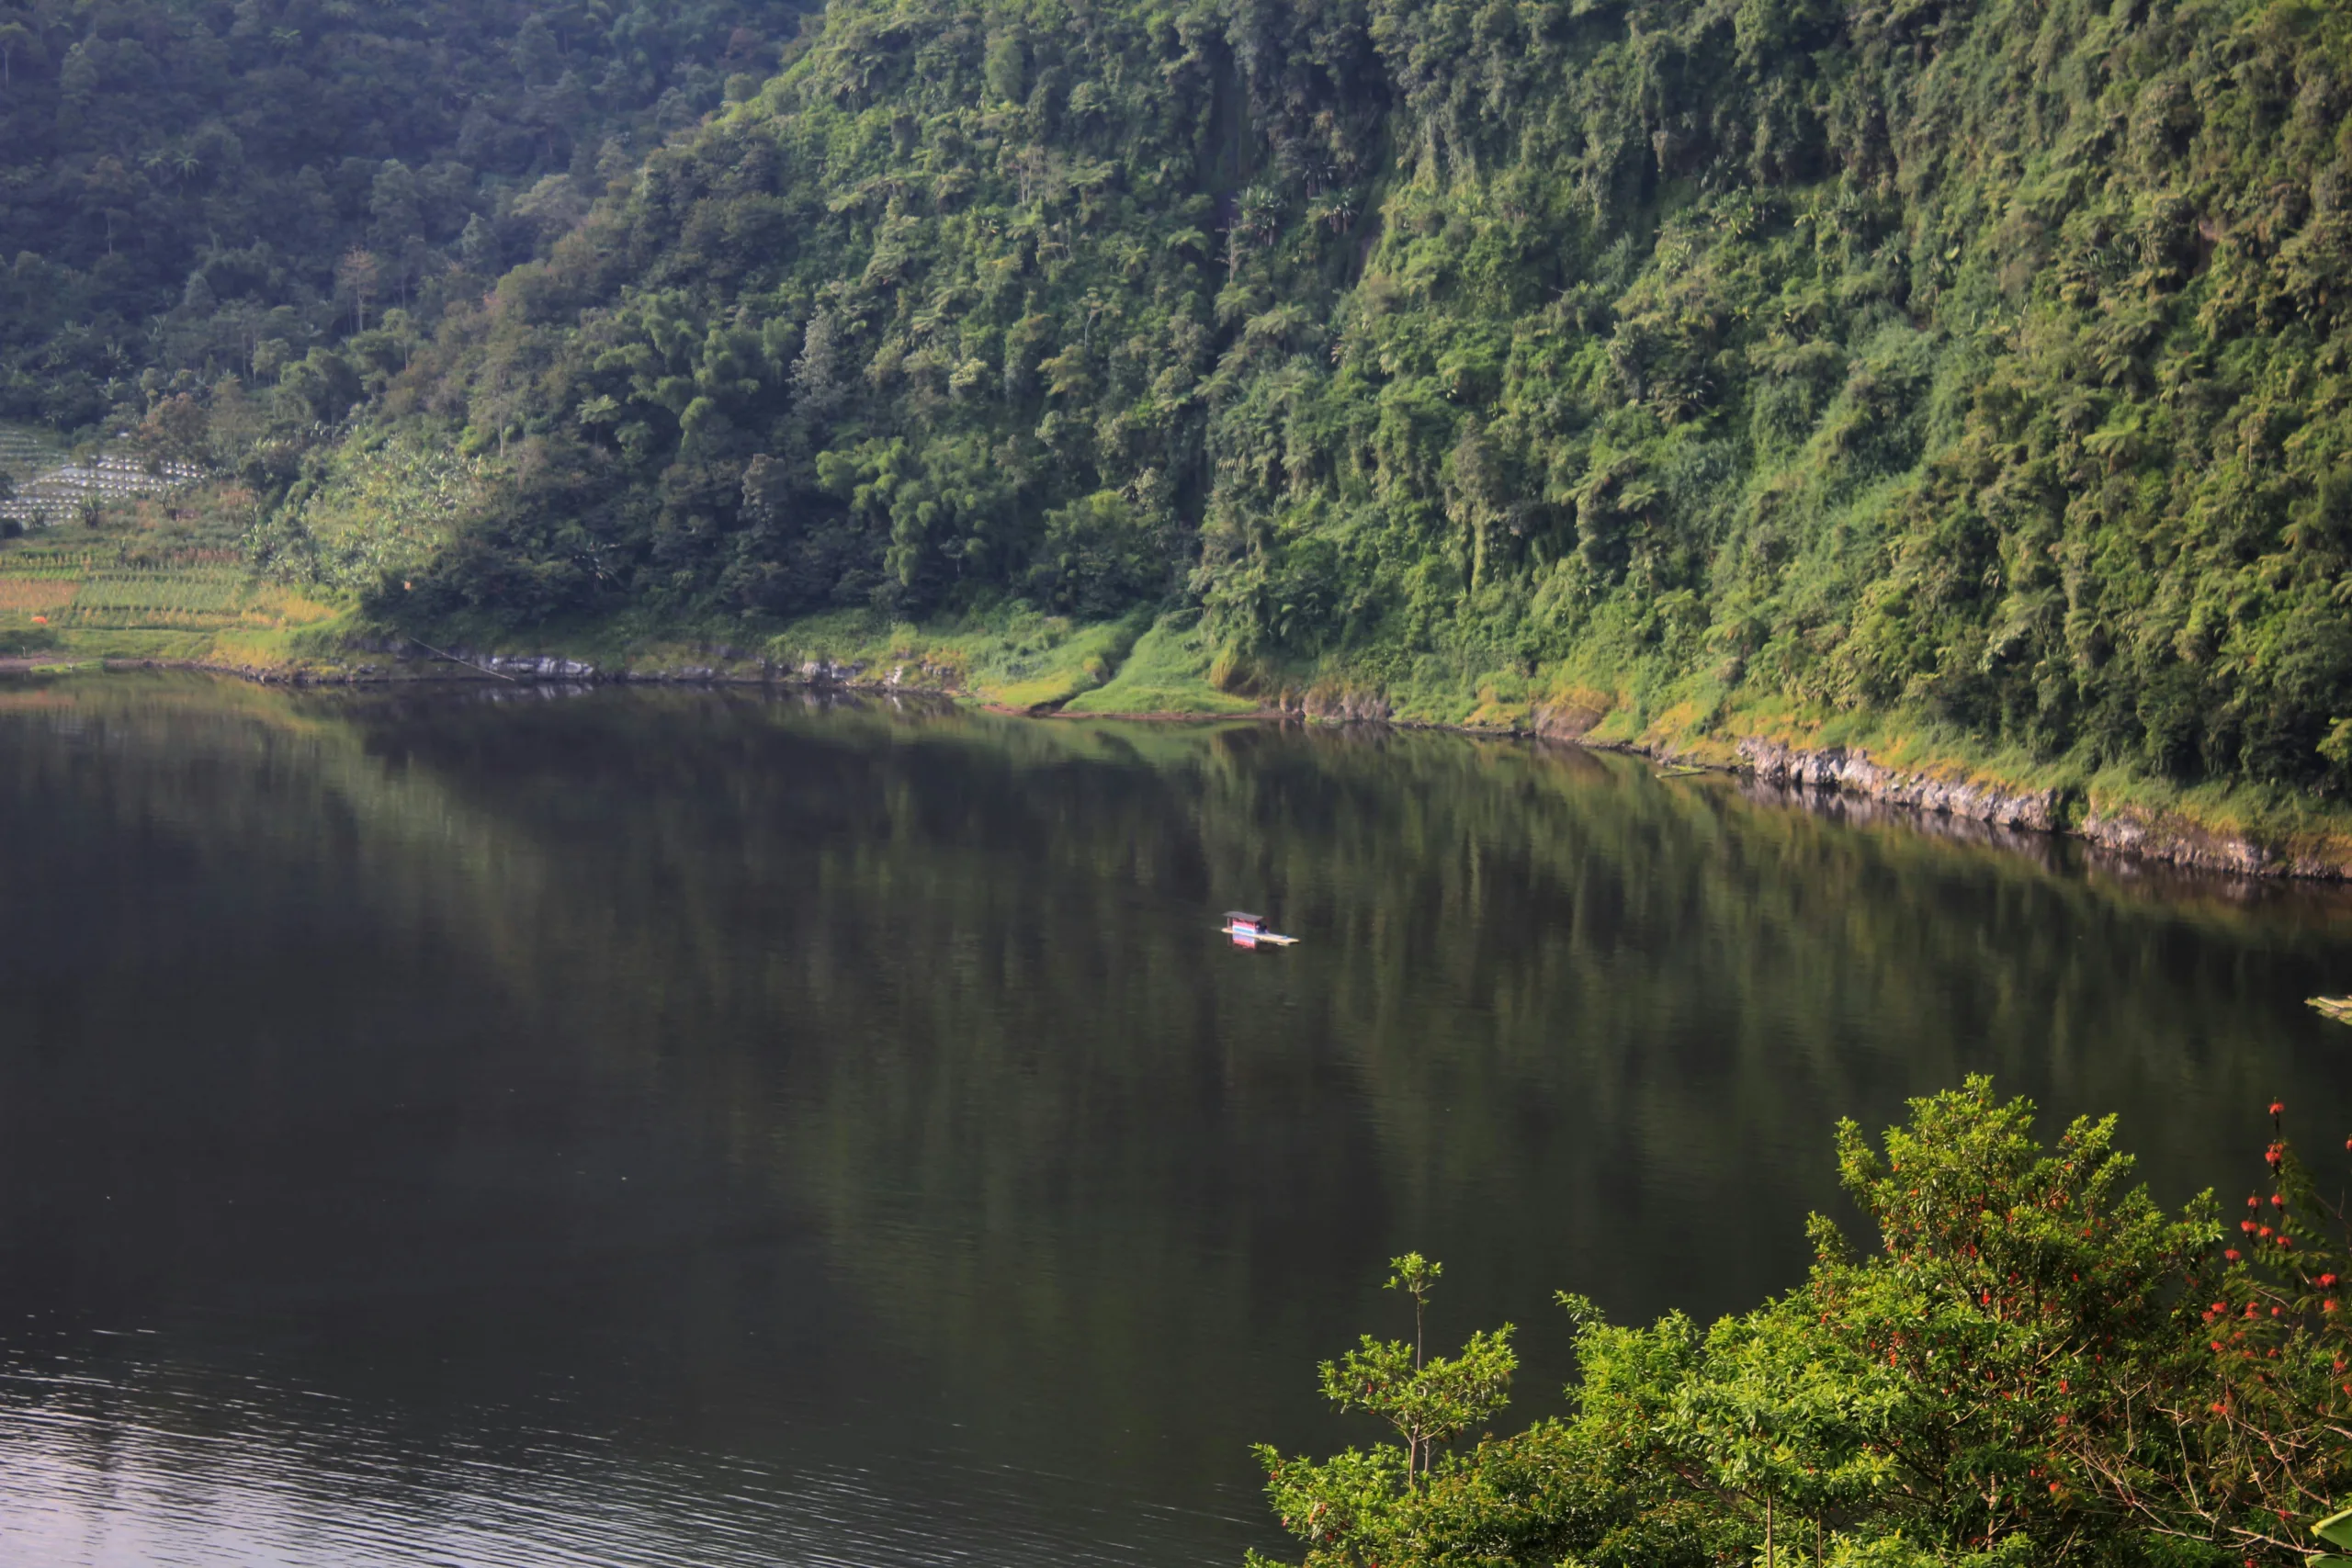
[0,484,339,661]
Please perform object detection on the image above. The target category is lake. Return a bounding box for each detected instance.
[2,673,2348,1566]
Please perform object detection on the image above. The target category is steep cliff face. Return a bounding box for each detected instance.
[266,0,2352,817]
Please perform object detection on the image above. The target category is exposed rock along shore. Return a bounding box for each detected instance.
[1736,739,2065,831]
[1736,738,2350,881]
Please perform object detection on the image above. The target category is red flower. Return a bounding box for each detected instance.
[2270,1102,2285,1116]
[2225,1249,2241,1261]
[2322,1274,2339,1288]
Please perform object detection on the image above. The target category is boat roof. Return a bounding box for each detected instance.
[1224,910,1265,922]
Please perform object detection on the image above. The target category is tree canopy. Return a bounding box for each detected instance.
[1252,1080,2352,1568]
[0,0,808,428]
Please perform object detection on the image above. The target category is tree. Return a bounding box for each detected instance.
[335,249,380,336]
[0,19,34,86]
[1250,1254,1517,1565]
[135,393,211,470]
[1250,1081,2352,1568]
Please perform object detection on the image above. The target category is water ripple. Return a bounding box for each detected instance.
[0,1359,1238,1567]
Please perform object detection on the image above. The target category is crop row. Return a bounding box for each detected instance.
[71,573,249,615]
[0,580,77,612]
[58,605,243,629]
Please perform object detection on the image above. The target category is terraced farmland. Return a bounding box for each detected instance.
[66,565,254,626]
[0,425,62,483]
[0,577,78,613]
[0,495,340,661]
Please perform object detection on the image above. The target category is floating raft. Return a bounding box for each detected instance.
[1221,910,1299,948]
[2309,996,2352,1025]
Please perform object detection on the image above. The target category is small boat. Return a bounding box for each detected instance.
[2309,996,2352,1025]
[1220,910,1299,948]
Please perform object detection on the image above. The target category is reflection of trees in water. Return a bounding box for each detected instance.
[6,676,2351,1505]
[312,688,2352,1471]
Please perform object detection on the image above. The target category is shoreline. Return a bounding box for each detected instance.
[15,652,2350,885]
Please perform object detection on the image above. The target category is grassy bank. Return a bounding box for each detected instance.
[11,504,2350,873]
[307,598,1261,715]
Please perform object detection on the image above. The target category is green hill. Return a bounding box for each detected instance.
[0,0,807,429]
[31,0,2352,818]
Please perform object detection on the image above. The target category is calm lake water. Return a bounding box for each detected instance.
[3,673,2350,1565]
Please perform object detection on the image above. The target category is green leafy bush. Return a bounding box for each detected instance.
[1253,1081,2352,1568]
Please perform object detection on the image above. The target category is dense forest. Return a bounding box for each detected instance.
[1252,1081,2352,1568]
[0,0,807,427]
[20,0,2352,797]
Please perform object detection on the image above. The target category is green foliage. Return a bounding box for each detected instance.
[251,431,490,592]
[1316,1256,1518,1483]
[1058,612,1259,712]
[0,0,808,432]
[37,0,2352,800]
[1252,1255,1520,1564]
[0,621,58,656]
[1252,1081,2352,1567]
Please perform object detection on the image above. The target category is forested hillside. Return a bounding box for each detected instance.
[0,0,806,428]
[43,0,2352,802]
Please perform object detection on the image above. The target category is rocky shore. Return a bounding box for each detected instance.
[1736,738,2352,881]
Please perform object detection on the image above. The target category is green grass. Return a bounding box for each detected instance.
[51,628,223,660]
[394,599,1168,706]
[764,602,1159,710]
[1062,617,1260,715]
[377,598,1261,715]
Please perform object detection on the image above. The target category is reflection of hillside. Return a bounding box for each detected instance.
[8,676,2352,1543]
[320,689,2352,1470]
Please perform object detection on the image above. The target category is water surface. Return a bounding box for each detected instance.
[3,674,2348,1565]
